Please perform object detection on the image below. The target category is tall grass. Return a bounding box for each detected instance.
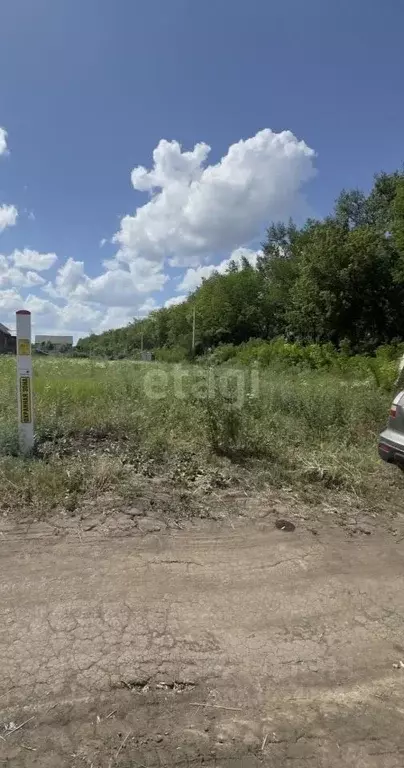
[0,355,401,516]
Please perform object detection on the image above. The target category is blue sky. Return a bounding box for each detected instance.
[0,0,403,338]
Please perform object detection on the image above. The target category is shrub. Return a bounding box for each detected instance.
[154,346,188,363]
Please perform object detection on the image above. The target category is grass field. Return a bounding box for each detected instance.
[0,356,402,518]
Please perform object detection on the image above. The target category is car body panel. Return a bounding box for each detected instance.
[378,390,404,466]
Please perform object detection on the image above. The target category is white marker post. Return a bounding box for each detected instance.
[16,310,34,454]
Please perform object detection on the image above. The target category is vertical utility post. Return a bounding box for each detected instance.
[16,310,34,454]
[192,306,196,351]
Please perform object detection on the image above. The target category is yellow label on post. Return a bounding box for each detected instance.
[18,339,31,356]
[19,376,32,423]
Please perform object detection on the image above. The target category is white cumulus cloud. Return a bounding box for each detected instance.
[45,256,166,307]
[0,204,18,233]
[178,247,261,293]
[114,129,315,281]
[0,288,23,311]
[24,294,60,317]
[0,268,45,289]
[0,254,46,289]
[59,300,102,327]
[24,271,46,287]
[164,295,187,308]
[75,268,144,306]
[44,257,86,298]
[12,248,58,271]
[97,306,136,332]
[138,297,158,316]
[0,127,8,156]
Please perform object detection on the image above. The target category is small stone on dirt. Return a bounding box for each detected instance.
[275,519,296,532]
[82,520,98,531]
[138,518,165,533]
[122,507,145,518]
[256,509,272,519]
[155,734,163,743]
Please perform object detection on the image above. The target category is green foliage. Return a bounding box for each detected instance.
[154,346,188,363]
[204,337,400,391]
[392,179,404,282]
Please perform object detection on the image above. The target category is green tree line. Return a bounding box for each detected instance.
[77,169,404,359]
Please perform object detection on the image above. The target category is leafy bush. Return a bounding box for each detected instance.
[202,338,402,394]
[209,344,238,364]
[154,346,188,363]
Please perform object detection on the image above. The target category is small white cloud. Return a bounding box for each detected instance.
[0,288,23,311]
[0,266,45,289]
[100,238,107,248]
[130,140,210,192]
[12,248,57,271]
[0,127,8,156]
[178,247,261,293]
[137,297,158,316]
[25,270,46,287]
[97,306,135,331]
[0,256,45,288]
[177,265,216,292]
[46,257,167,307]
[48,257,86,297]
[164,295,187,308]
[59,301,102,328]
[228,247,261,269]
[24,294,60,316]
[28,211,36,222]
[0,205,18,233]
[74,268,138,306]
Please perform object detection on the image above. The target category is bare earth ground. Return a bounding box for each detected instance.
[2,488,404,767]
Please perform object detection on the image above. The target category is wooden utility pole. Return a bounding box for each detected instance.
[192,306,196,351]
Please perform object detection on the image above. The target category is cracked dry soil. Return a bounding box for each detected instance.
[1,507,404,767]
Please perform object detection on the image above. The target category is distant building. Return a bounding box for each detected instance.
[35,335,73,351]
[0,323,16,354]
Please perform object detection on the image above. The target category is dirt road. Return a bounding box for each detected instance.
[1,515,404,766]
